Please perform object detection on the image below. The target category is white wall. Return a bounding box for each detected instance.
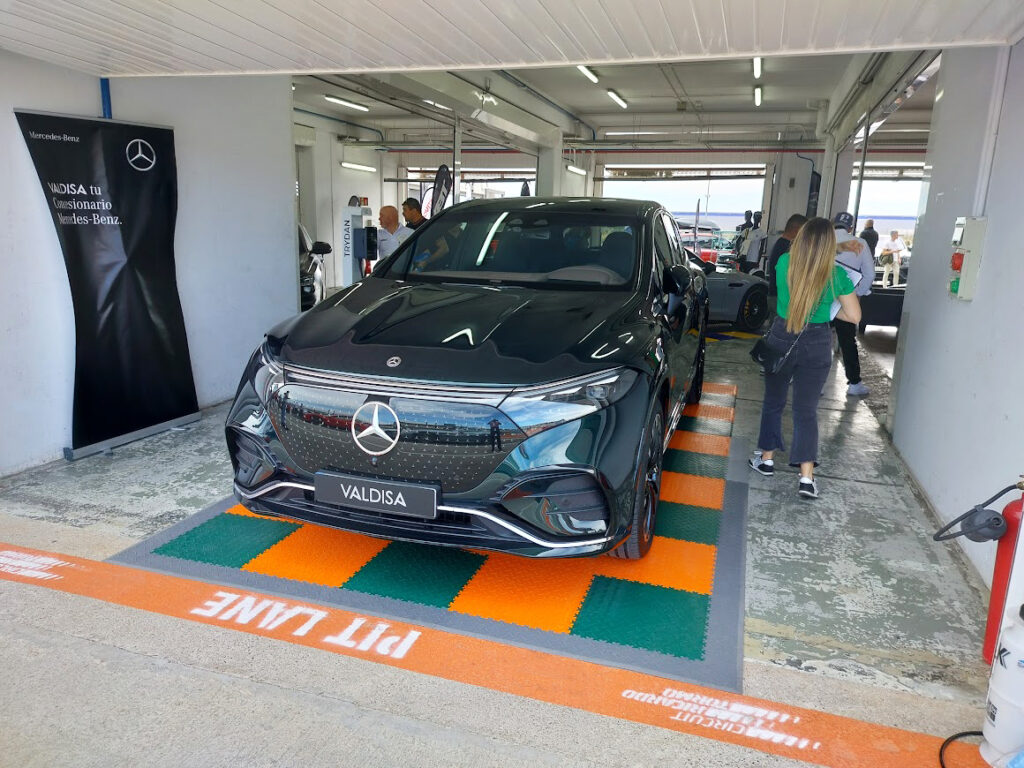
[0,50,99,474]
[892,44,1024,601]
[110,74,296,411]
[0,52,296,476]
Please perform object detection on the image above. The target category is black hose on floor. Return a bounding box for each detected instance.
[938,730,983,767]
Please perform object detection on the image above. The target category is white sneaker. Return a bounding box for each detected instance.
[748,451,774,476]
[798,477,819,499]
[847,382,870,397]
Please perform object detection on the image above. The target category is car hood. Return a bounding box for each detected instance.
[276,278,653,385]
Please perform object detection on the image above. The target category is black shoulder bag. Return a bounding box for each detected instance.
[749,325,804,375]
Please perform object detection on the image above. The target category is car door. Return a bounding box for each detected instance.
[651,212,690,407]
[661,213,702,392]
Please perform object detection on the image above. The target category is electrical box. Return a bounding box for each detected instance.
[949,216,987,301]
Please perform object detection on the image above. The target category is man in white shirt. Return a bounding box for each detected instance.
[738,210,766,273]
[832,212,875,397]
[879,230,907,287]
[377,205,414,259]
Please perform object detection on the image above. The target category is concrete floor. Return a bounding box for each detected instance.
[0,329,992,767]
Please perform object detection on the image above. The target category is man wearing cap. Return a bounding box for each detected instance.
[832,212,875,397]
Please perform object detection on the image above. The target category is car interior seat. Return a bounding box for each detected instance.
[597,231,634,280]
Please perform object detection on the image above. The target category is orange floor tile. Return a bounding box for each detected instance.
[242,524,389,586]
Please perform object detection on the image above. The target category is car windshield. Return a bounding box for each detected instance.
[381,208,640,289]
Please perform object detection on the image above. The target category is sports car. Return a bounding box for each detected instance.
[226,198,708,559]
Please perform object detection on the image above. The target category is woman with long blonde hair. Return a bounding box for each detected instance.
[748,217,862,498]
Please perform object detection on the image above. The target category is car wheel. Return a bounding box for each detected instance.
[686,316,706,405]
[608,409,664,560]
[736,285,769,332]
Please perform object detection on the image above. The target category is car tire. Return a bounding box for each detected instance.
[736,285,769,332]
[686,314,706,405]
[608,409,664,560]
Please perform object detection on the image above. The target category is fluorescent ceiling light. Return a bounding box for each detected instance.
[754,86,762,107]
[605,163,766,170]
[341,161,376,173]
[577,65,599,83]
[325,95,369,112]
[566,165,587,176]
[604,130,670,136]
[753,57,762,79]
[423,99,452,110]
[607,90,628,109]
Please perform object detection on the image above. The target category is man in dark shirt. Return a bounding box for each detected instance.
[858,219,879,258]
[766,213,807,297]
[402,197,427,229]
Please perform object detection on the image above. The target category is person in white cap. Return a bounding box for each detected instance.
[832,212,874,397]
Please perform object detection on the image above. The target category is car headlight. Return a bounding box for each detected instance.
[499,368,639,436]
[253,341,285,406]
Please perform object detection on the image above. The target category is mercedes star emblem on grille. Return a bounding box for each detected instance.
[351,401,401,456]
[386,356,402,368]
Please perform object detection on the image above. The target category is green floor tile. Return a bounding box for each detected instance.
[679,415,733,436]
[342,541,486,607]
[662,450,729,478]
[154,512,300,568]
[571,576,710,659]
[655,501,721,545]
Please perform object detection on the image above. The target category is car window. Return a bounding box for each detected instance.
[661,213,686,266]
[383,209,640,289]
[653,216,675,286]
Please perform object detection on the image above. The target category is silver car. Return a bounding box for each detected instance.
[685,248,769,332]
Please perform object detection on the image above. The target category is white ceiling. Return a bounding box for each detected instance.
[1,0,1022,77]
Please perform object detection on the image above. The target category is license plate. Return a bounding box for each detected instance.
[314,472,438,519]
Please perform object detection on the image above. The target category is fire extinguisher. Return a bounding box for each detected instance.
[933,479,1024,767]
[933,479,1024,663]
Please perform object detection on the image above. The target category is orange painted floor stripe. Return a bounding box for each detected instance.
[683,403,735,421]
[0,543,986,768]
[661,471,726,509]
[450,555,597,633]
[669,431,731,456]
[243,524,389,587]
[702,382,738,396]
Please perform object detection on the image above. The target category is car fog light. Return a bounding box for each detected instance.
[500,473,608,536]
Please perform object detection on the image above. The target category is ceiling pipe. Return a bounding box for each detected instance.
[292,107,384,141]
[495,70,597,141]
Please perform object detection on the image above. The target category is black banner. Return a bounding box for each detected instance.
[431,164,452,214]
[16,112,198,451]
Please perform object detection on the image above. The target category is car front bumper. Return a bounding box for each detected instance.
[225,367,650,558]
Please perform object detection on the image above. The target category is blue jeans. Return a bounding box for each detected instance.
[756,317,833,465]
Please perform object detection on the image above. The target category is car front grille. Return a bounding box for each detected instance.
[266,376,526,494]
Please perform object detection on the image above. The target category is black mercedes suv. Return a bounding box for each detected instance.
[226,198,708,559]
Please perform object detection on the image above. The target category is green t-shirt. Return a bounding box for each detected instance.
[775,252,855,324]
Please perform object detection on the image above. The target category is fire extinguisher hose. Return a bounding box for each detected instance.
[938,730,983,767]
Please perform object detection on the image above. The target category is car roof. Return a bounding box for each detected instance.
[445,196,661,218]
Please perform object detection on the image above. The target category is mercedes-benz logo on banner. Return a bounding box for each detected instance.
[126,138,156,171]
[351,401,401,456]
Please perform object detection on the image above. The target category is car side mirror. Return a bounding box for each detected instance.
[311,241,332,255]
[702,261,715,276]
[666,264,692,294]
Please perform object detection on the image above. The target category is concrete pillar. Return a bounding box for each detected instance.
[817,134,837,218]
[889,44,1018,587]
[535,131,563,197]
[831,146,855,216]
